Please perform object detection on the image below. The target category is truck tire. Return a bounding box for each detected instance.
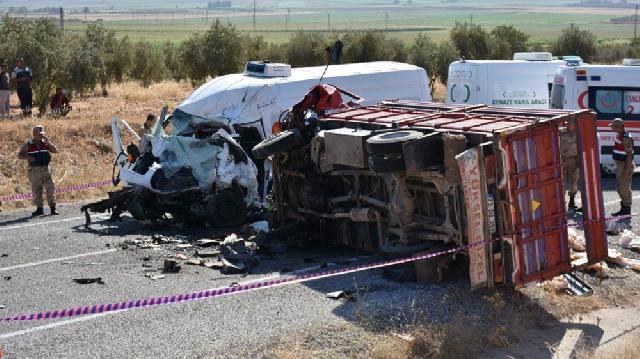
[252,129,301,159]
[366,130,423,156]
[369,154,406,173]
[206,189,247,227]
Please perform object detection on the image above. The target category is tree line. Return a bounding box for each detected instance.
[1,16,638,113]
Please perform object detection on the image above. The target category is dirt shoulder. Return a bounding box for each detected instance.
[0,81,192,212]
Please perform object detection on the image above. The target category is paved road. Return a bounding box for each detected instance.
[0,178,637,358]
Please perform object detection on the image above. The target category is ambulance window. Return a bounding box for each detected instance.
[623,91,640,114]
[594,90,622,114]
[551,84,564,109]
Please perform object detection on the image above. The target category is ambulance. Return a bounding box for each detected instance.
[550,59,640,175]
[446,52,580,109]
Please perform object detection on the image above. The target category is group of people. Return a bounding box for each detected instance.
[0,57,71,118]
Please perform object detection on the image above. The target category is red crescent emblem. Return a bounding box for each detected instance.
[577,91,588,109]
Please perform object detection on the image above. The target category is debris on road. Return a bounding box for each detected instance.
[186,259,203,265]
[145,274,165,280]
[72,277,105,285]
[606,249,640,272]
[0,254,7,257]
[606,219,632,235]
[196,249,219,258]
[0,305,6,310]
[567,228,586,252]
[619,230,640,251]
[325,290,357,302]
[163,259,181,273]
[220,234,258,274]
[3,276,11,281]
[196,239,219,247]
[175,253,188,260]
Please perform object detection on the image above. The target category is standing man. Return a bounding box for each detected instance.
[12,57,32,117]
[560,119,580,212]
[18,126,59,216]
[0,63,10,118]
[610,118,635,216]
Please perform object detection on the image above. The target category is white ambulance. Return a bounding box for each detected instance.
[446,52,577,109]
[550,59,640,175]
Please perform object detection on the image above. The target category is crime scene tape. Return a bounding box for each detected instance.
[0,239,489,322]
[0,214,635,322]
[0,180,112,203]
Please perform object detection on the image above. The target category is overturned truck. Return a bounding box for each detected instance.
[255,99,608,288]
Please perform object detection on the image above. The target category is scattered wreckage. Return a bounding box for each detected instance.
[252,86,609,288]
[81,107,259,227]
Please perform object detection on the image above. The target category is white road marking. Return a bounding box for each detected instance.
[0,249,118,272]
[0,256,365,339]
[0,214,110,234]
[604,195,640,207]
[0,312,115,340]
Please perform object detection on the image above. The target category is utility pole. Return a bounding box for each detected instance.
[285,8,290,31]
[385,11,389,32]
[469,14,473,25]
[206,8,209,24]
[253,0,256,32]
[227,16,230,26]
[59,7,64,32]
[328,12,331,32]
[634,4,638,42]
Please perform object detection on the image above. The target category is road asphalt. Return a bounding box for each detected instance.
[0,177,637,358]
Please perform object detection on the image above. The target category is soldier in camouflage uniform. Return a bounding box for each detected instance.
[18,126,59,216]
[610,118,635,216]
[560,119,580,212]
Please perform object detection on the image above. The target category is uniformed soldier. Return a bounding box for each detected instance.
[610,118,635,216]
[18,125,59,216]
[560,119,580,212]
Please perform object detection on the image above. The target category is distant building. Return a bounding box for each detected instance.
[208,1,232,9]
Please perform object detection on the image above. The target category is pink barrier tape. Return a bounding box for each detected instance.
[0,238,495,322]
[0,213,635,322]
[0,180,112,203]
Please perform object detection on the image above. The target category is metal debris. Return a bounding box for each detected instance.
[72,278,105,285]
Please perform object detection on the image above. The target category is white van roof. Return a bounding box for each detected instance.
[176,61,430,129]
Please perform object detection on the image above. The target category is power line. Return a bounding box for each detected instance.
[253,0,256,31]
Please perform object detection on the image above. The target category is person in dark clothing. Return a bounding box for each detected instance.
[50,87,71,116]
[11,57,33,117]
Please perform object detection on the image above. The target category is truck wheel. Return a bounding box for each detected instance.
[366,130,423,156]
[252,129,301,159]
[369,154,406,173]
[206,189,247,227]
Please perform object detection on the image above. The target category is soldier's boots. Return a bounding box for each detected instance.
[50,206,59,216]
[31,207,44,216]
[612,203,631,217]
[568,194,582,212]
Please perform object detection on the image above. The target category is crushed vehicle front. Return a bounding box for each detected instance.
[82,109,258,227]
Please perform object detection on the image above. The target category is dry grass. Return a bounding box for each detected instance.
[0,81,192,211]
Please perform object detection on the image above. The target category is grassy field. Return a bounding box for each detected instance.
[0,81,193,211]
[5,0,639,44]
